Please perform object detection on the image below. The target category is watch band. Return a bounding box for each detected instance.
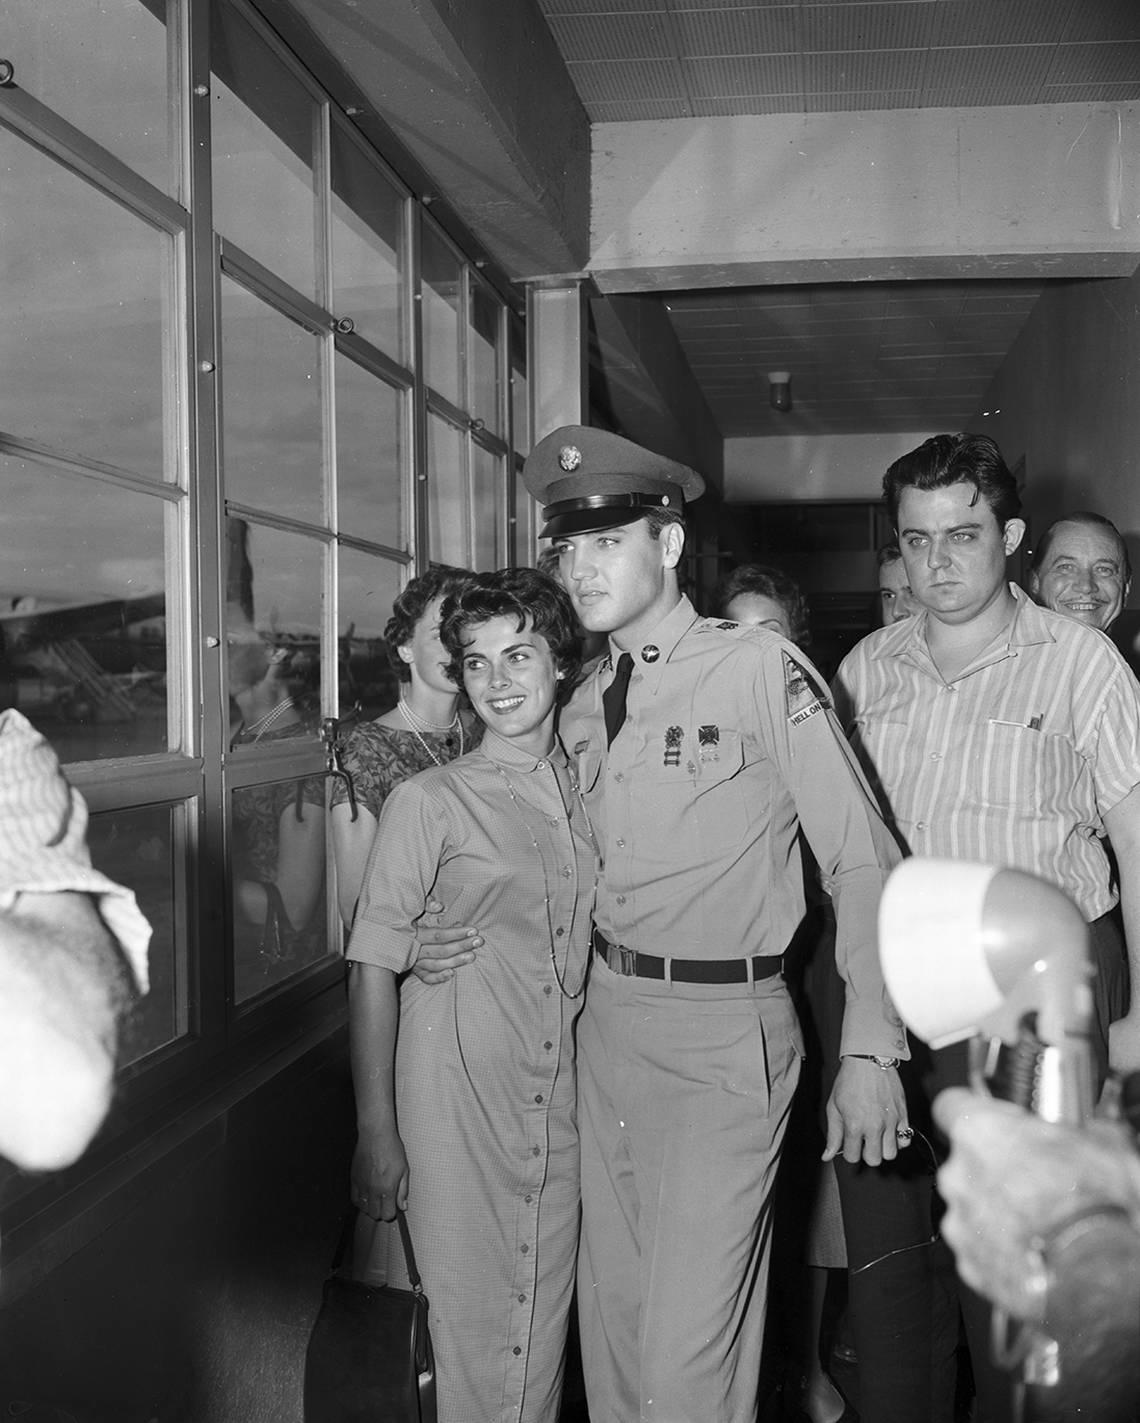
[846,1053,901,1070]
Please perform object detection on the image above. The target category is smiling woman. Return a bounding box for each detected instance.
[345,566,593,1423]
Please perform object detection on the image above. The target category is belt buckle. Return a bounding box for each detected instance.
[618,945,637,977]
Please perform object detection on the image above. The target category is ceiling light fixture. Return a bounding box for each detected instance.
[767,370,792,413]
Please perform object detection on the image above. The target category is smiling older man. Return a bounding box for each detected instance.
[1028,511,1131,633]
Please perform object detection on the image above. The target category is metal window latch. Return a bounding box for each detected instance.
[321,716,358,822]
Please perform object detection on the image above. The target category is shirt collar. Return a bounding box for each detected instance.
[606,594,699,684]
[478,725,567,774]
[872,582,1056,664]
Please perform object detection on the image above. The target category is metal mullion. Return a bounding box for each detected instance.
[71,759,205,812]
[327,107,413,212]
[219,238,332,336]
[223,502,335,544]
[410,205,428,572]
[316,95,338,728]
[0,85,188,239]
[337,533,412,564]
[424,387,471,430]
[333,330,413,393]
[0,431,185,502]
[223,742,326,788]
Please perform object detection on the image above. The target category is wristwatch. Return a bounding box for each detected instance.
[846,1053,901,1070]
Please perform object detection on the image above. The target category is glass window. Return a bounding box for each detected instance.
[0,129,172,481]
[513,463,537,567]
[421,223,462,406]
[225,518,323,745]
[231,774,328,1004]
[337,549,403,721]
[426,415,467,569]
[0,453,169,762]
[511,337,530,456]
[221,276,323,524]
[5,0,173,195]
[469,282,501,436]
[335,356,406,553]
[331,126,406,363]
[472,444,503,572]
[210,0,318,299]
[88,803,185,1063]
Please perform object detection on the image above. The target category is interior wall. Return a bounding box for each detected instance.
[723,431,936,503]
[979,267,1140,576]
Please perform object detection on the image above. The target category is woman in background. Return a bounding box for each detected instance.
[347,567,595,1423]
[330,565,477,928]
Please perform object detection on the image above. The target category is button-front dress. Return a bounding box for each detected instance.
[347,728,595,1423]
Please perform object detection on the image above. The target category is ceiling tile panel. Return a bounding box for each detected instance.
[804,48,927,92]
[691,94,804,113]
[1042,81,1140,101]
[1047,41,1140,85]
[1062,0,1140,44]
[588,97,695,118]
[798,2,939,53]
[922,44,1057,101]
[545,12,676,61]
[806,88,920,110]
[683,53,803,97]
[931,0,1073,48]
[568,58,683,102]
[673,7,798,57]
[538,0,669,13]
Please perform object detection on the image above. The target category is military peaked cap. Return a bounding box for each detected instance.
[523,425,705,539]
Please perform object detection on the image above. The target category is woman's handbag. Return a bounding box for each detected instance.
[303,1208,436,1423]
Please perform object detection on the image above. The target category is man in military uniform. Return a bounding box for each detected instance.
[526,425,907,1422]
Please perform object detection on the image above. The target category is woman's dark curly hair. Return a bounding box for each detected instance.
[713,563,811,651]
[440,567,582,705]
[384,564,476,683]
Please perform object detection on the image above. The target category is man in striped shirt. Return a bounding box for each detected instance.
[834,433,1140,1423]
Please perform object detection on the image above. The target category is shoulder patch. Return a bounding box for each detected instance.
[783,652,829,726]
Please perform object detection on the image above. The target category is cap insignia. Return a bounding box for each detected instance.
[558,445,582,472]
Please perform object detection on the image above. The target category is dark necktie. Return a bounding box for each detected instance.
[603,652,634,748]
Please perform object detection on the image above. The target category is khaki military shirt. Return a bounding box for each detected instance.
[560,596,905,1058]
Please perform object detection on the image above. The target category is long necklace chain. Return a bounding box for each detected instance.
[398,696,464,767]
[245,695,295,743]
[492,758,595,1000]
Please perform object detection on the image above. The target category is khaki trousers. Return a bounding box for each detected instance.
[577,958,802,1423]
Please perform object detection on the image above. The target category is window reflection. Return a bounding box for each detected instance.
[231,774,327,1003]
[225,518,322,744]
[5,0,173,195]
[210,0,318,299]
[469,282,501,435]
[0,129,170,481]
[472,444,503,572]
[221,277,323,524]
[427,414,467,568]
[88,803,183,1063]
[0,454,169,762]
[338,549,403,721]
[421,223,462,405]
[331,126,406,362]
[335,357,406,552]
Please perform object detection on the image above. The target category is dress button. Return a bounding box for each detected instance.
[616,895,626,905]
[543,984,553,996]
[930,752,941,761]
[534,1094,544,1104]
[513,1346,522,1356]
[543,1040,553,1050]
[532,1146,541,1156]
[555,926,564,937]
[614,772,624,783]
[916,821,926,831]
[616,838,625,848]
[521,1243,529,1254]
[536,760,546,770]
[518,1294,526,1303]
[525,1194,533,1203]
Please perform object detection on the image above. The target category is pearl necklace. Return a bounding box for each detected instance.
[492,756,595,1000]
[397,695,464,767]
[244,695,296,743]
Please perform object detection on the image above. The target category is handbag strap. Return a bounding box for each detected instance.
[331,1207,425,1295]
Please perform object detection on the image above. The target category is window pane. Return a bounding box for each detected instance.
[0,130,170,480]
[221,277,323,524]
[336,357,406,552]
[210,0,318,299]
[469,283,501,435]
[88,803,184,1064]
[427,415,467,569]
[0,454,169,762]
[514,465,537,566]
[421,224,462,406]
[511,338,530,455]
[231,774,328,1003]
[6,0,173,195]
[331,127,406,363]
[338,550,403,721]
[472,445,503,572]
[225,518,323,744]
